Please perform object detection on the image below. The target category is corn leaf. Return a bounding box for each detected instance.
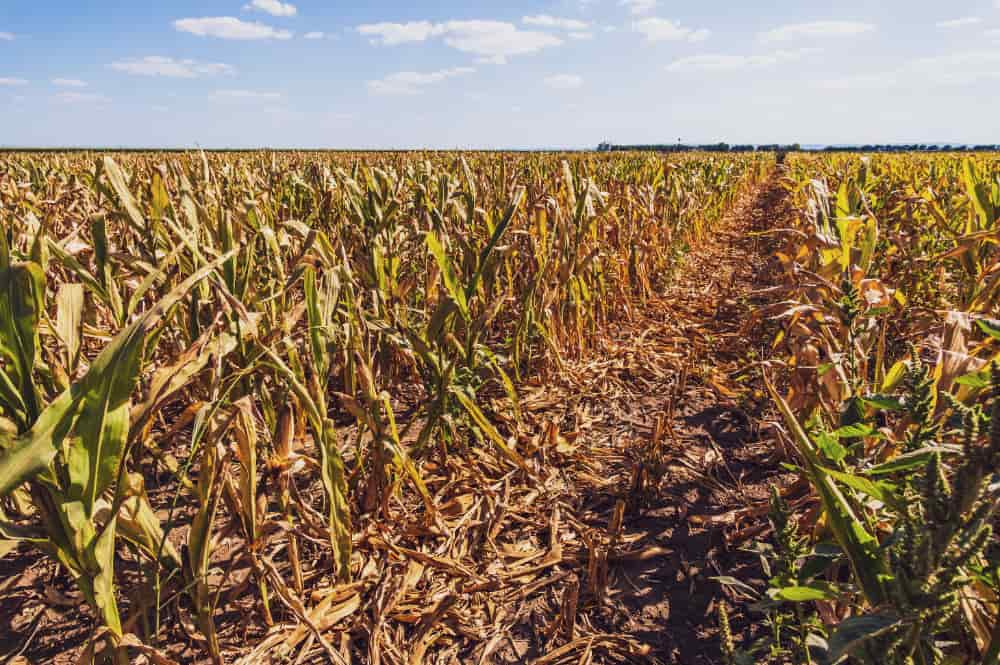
[0,261,44,426]
[0,253,232,500]
[765,375,888,606]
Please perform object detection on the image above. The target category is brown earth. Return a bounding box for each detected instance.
[0,171,798,665]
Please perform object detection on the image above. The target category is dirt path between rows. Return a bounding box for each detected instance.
[0,170,796,665]
[507,169,797,664]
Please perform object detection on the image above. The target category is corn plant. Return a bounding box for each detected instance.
[0,229,228,661]
[756,152,1000,665]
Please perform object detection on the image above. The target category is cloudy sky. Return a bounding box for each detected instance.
[1,0,998,148]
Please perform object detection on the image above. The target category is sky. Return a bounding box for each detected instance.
[1,1,999,148]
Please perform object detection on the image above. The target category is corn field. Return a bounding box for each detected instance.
[0,151,768,664]
[1,150,998,665]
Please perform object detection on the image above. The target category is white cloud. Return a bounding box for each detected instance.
[0,32,13,41]
[441,21,563,63]
[174,17,293,40]
[243,0,297,17]
[523,15,590,31]
[304,31,325,39]
[819,50,1000,89]
[368,67,475,95]
[52,78,87,87]
[151,105,169,112]
[633,18,710,43]
[569,32,594,40]
[212,89,283,101]
[667,48,819,72]
[759,21,875,42]
[358,21,439,45]
[988,28,1000,38]
[110,56,235,78]
[619,0,657,16]
[0,78,28,86]
[936,17,982,29]
[544,74,584,89]
[55,92,110,104]
[358,20,563,64]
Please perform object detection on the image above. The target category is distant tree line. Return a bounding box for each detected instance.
[596,142,796,153]
[819,144,1000,152]
[596,142,1000,153]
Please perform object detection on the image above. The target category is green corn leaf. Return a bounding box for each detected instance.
[304,266,329,378]
[67,383,132,515]
[860,395,905,411]
[320,420,352,582]
[380,393,432,509]
[426,232,469,320]
[963,158,995,230]
[92,217,125,326]
[830,423,880,439]
[867,446,960,476]
[90,513,122,636]
[0,261,45,426]
[0,369,28,432]
[815,432,848,464]
[0,253,233,500]
[452,388,527,471]
[466,186,524,301]
[820,466,904,512]
[0,388,79,498]
[977,318,1000,341]
[956,367,992,389]
[765,375,888,606]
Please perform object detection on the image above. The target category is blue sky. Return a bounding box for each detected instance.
[1,0,999,148]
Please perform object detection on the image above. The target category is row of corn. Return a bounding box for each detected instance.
[733,153,1000,664]
[0,150,768,662]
